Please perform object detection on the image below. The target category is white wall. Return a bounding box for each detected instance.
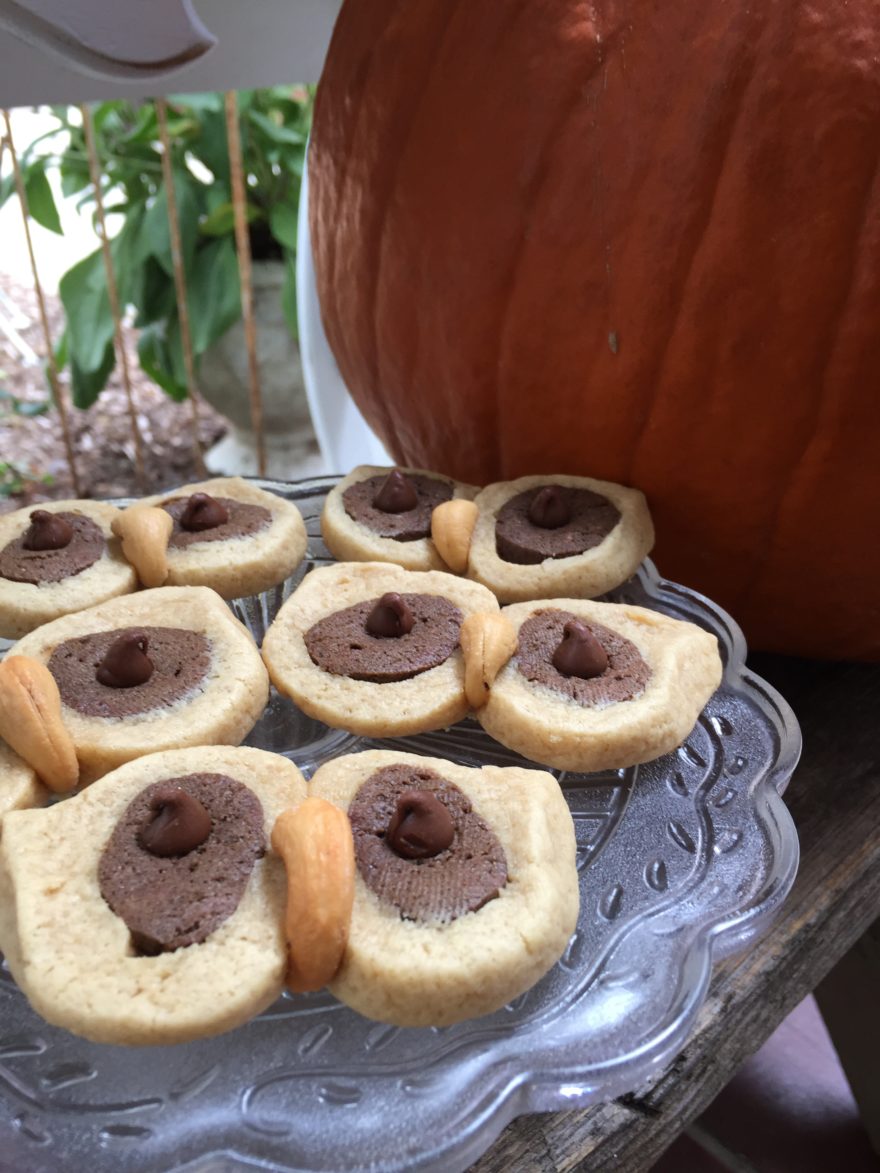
[0,0,342,107]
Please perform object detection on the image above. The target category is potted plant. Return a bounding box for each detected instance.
[0,88,315,473]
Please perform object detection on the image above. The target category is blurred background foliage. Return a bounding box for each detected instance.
[0,86,313,407]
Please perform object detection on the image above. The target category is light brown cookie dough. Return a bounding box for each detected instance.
[0,739,46,829]
[478,600,722,773]
[135,476,307,598]
[467,474,654,603]
[261,562,500,737]
[321,465,478,571]
[310,750,578,1027]
[11,587,269,783]
[0,500,137,639]
[0,746,306,1045]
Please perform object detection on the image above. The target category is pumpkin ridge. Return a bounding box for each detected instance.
[376,0,533,469]
[366,0,465,461]
[734,130,880,619]
[316,0,454,459]
[314,0,405,327]
[627,12,766,484]
[495,27,613,476]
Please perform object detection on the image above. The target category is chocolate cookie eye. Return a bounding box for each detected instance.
[304,593,463,683]
[517,608,650,708]
[341,473,453,543]
[161,495,271,548]
[348,764,507,921]
[99,773,264,955]
[0,512,105,586]
[48,626,211,718]
[495,485,621,564]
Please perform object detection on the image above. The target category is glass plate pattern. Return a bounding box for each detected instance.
[0,476,801,1173]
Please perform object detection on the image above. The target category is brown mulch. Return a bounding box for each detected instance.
[0,274,227,513]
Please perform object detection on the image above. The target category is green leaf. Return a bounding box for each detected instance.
[16,395,50,417]
[269,203,298,250]
[0,171,15,209]
[131,256,176,326]
[143,170,199,276]
[24,166,62,234]
[59,247,115,374]
[60,155,91,198]
[54,328,69,371]
[92,101,124,135]
[70,339,115,408]
[138,321,187,400]
[112,202,150,308]
[198,201,236,237]
[168,92,223,115]
[120,104,158,143]
[187,236,241,354]
[194,109,231,185]
[281,251,298,341]
[199,199,260,237]
[279,147,305,179]
[247,109,304,147]
[164,117,198,140]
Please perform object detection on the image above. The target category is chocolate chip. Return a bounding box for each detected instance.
[138,784,213,857]
[373,469,418,513]
[528,486,571,529]
[386,789,455,859]
[365,592,416,638]
[22,510,74,551]
[179,492,229,532]
[95,632,154,688]
[552,620,608,679]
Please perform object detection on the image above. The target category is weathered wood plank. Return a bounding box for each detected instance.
[471,657,880,1171]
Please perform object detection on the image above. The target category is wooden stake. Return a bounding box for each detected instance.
[224,90,266,477]
[2,109,82,497]
[80,103,146,489]
[155,98,206,477]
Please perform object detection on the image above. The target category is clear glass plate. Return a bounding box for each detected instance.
[0,476,801,1173]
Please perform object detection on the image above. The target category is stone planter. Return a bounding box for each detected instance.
[198,260,325,479]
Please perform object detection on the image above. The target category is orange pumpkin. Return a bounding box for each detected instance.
[309,0,880,660]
